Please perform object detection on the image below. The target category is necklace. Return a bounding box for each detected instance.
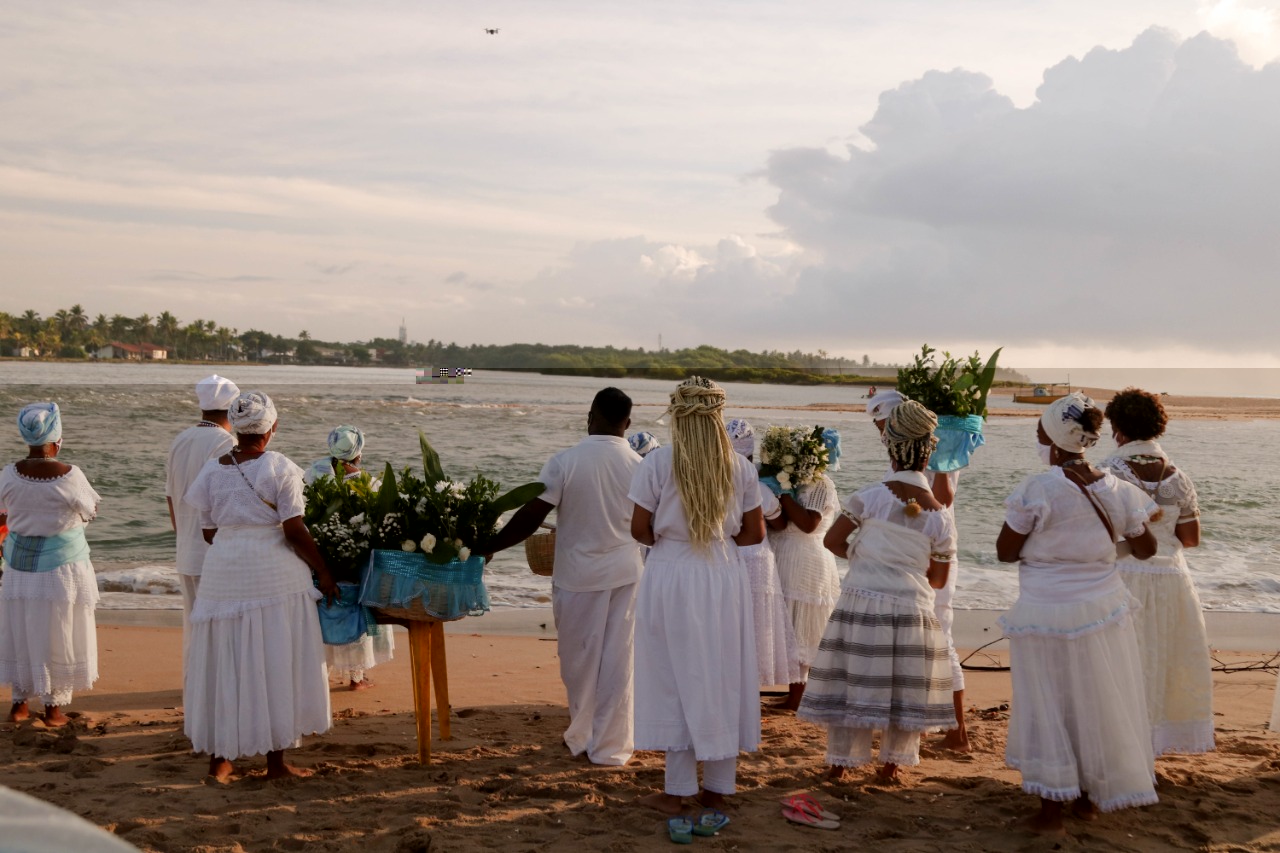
[197,420,224,429]
[1060,458,1089,467]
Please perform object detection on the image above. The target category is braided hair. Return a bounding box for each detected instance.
[668,377,736,551]
[883,400,939,472]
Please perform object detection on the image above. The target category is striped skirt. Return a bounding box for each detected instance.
[798,588,955,732]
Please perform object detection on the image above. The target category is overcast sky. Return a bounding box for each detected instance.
[2,0,1278,368]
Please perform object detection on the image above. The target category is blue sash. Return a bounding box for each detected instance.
[2,527,91,573]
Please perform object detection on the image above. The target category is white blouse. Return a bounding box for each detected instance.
[184,451,307,530]
[0,464,100,537]
[629,446,762,548]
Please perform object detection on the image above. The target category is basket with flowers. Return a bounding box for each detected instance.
[757,424,830,494]
[895,344,1002,472]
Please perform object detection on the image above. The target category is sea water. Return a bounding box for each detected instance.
[1,362,1277,613]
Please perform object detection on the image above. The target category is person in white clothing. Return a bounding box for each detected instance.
[183,391,337,782]
[997,393,1159,835]
[166,374,238,662]
[869,389,969,751]
[0,403,101,726]
[303,425,395,691]
[482,388,643,766]
[629,377,764,815]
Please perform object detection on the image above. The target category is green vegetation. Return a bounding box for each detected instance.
[895,345,1003,418]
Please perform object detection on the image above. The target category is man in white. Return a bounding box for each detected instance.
[165,374,239,660]
[482,387,643,765]
[868,388,968,752]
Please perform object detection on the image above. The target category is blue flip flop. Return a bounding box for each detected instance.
[667,816,694,844]
[692,808,730,836]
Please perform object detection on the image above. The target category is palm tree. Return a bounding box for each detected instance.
[156,311,180,355]
[134,313,153,344]
[109,314,130,342]
[20,309,40,337]
[0,312,12,342]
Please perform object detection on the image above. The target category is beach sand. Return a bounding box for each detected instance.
[3,611,1279,851]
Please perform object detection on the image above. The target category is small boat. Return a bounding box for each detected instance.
[1013,383,1071,404]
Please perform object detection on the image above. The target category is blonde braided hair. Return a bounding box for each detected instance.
[884,400,939,472]
[668,377,735,551]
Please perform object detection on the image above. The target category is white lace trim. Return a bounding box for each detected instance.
[0,561,100,606]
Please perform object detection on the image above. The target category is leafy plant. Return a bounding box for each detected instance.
[895,345,1003,418]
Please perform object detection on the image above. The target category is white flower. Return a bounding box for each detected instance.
[458,547,471,560]
[358,523,371,535]
[783,465,794,474]
[782,454,796,465]
[415,498,428,514]
[350,513,365,524]
[401,539,417,552]
[777,471,791,485]
[435,481,450,493]
[421,533,437,552]
[450,484,466,498]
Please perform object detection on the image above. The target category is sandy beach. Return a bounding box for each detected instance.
[3,611,1279,852]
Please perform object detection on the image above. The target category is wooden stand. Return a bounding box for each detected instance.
[376,614,451,764]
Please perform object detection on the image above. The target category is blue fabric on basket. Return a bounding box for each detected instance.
[927,414,986,472]
[360,550,490,621]
[317,581,371,645]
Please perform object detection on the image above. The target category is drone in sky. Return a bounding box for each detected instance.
[483,28,500,35]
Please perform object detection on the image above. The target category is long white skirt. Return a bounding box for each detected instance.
[185,526,330,759]
[1006,605,1157,812]
[1118,562,1214,755]
[634,541,760,761]
[741,542,801,686]
[771,528,840,667]
[0,560,99,704]
[326,627,395,680]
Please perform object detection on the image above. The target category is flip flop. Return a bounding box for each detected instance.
[782,805,840,831]
[667,816,694,844]
[692,808,730,836]
[780,793,841,822]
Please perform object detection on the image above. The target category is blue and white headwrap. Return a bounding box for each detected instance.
[17,402,62,446]
[327,425,365,461]
[725,418,755,457]
[627,431,661,458]
[1042,392,1100,453]
[821,427,842,471]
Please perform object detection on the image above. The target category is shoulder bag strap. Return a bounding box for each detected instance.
[1063,468,1116,542]
[229,453,278,511]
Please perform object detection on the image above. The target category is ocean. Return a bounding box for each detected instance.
[2,362,1277,614]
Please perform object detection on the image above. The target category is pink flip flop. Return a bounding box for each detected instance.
[780,793,841,823]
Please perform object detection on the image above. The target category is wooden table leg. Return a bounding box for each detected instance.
[408,620,433,764]
[429,620,450,740]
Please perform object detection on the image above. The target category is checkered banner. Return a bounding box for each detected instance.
[415,367,472,384]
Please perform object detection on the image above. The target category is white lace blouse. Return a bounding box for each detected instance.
[184,451,308,529]
[0,464,100,537]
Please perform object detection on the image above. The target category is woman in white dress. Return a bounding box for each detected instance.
[0,403,100,726]
[996,393,1159,835]
[800,401,957,781]
[304,425,394,691]
[184,391,338,781]
[1099,388,1213,756]
[769,435,841,710]
[725,419,801,688]
[629,378,764,815]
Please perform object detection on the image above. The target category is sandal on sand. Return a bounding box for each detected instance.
[781,793,840,822]
[692,808,730,836]
[782,805,840,830]
[668,816,694,844]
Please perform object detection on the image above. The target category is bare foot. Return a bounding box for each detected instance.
[7,702,30,722]
[208,757,235,783]
[1023,799,1067,836]
[349,678,374,692]
[696,790,730,810]
[638,791,685,815]
[772,682,806,712]
[875,763,900,783]
[1070,795,1100,821]
[934,731,971,753]
[42,706,70,727]
[265,749,311,780]
[826,765,847,782]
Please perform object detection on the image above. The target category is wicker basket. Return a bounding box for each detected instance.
[524,527,556,577]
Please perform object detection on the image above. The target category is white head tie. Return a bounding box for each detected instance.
[725,418,755,457]
[228,391,277,435]
[195,374,241,411]
[867,389,906,422]
[1041,392,1100,453]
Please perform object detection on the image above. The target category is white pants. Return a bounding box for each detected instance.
[665,748,737,796]
[827,725,921,768]
[553,583,637,766]
[179,573,201,670]
[932,560,964,692]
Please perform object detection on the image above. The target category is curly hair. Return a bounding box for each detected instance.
[1104,387,1167,441]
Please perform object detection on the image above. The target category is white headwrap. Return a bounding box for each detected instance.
[327,425,365,461]
[627,431,661,458]
[867,389,906,422]
[1041,392,1101,453]
[725,418,755,457]
[17,402,62,446]
[195,374,241,411]
[228,391,277,435]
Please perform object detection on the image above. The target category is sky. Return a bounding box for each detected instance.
[2,0,1279,371]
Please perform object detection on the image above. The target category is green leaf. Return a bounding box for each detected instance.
[975,347,1003,417]
[419,430,446,485]
[952,374,975,390]
[375,462,400,515]
[491,481,547,514]
[323,497,344,522]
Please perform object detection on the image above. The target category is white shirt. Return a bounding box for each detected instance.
[539,435,644,593]
[628,446,762,554]
[184,451,307,530]
[0,464,100,537]
[166,424,235,576]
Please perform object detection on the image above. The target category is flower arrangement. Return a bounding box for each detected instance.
[303,472,383,582]
[895,345,1002,419]
[757,424,830,490]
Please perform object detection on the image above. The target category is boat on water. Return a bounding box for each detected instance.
[1013,383,1071,404]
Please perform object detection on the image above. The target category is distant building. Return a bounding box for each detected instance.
[96,341,168,360]
[398,318,407,345]
[12,346,35,358]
